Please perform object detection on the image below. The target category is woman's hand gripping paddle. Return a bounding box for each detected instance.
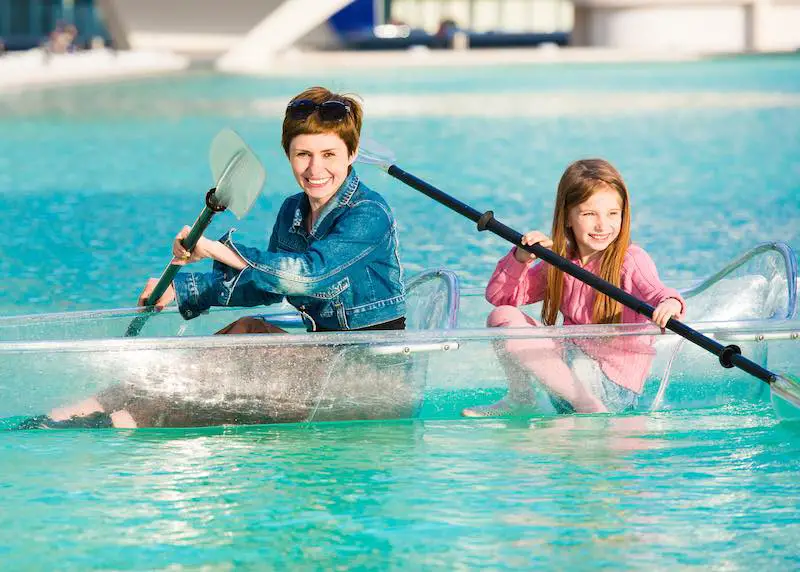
[125,128,266,337]
[358,141,800,420]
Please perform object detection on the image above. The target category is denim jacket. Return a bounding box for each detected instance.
[173,168,406,331]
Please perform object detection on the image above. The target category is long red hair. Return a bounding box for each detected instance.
[541,159,631,325]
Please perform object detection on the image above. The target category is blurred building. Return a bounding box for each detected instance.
[1,0,798,58]
[0,0,573,56]
[571,0,800,53]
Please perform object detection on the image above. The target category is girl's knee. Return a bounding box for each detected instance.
[487,305,533,328]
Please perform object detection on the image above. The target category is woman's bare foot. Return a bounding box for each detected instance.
[110,410,138,428]
[49,398,138,428]
[49,397,104,421]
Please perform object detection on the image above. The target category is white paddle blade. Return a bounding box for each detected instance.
[357,137,395,171]
[209,128,266,219]
[771,373,800,421]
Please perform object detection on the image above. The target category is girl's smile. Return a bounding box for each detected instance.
[567,187,623,265]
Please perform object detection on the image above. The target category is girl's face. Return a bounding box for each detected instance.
[289,133,355,208]
[567,187,623,263]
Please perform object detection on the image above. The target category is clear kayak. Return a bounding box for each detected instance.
[0,242,797,428]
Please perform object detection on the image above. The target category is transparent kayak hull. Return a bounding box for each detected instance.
[0,242,797,428]
[0,320,798,427]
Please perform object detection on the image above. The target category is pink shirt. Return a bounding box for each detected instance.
[486,245,686,393]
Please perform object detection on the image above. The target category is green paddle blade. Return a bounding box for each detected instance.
[771,373,800,421]
[209,128,266,219]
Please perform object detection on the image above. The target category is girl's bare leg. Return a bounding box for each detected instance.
[489,306,607,413]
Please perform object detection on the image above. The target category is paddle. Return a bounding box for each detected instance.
[357,143,800,417]
[125,128,266,337]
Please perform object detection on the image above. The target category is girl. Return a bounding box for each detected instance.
[463,158,685,417]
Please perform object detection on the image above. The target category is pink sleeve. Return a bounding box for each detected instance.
[626,247,687,316]
[485,248,547,307]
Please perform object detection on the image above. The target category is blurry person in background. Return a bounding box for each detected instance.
[61,24,79,53]
[434,18,459,49]
[47,23,79,54]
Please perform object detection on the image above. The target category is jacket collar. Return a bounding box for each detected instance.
[290,168,360,238]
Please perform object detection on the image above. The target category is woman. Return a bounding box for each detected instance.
[40,86,407,429]
[145,86,406,335]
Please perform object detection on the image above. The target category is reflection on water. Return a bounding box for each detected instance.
[3,408,799,568]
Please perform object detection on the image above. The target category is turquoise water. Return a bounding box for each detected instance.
[1,56,800,568]
[1,411,799,569]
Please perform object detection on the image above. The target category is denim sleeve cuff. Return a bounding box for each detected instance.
[210,259,250,306]
[173,271,217,320]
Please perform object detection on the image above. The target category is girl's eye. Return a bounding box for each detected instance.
[323,152,335,158]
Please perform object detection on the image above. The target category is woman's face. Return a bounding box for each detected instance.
[288,133,355,208]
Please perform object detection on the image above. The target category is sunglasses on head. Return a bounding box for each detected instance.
[286,99,351,122]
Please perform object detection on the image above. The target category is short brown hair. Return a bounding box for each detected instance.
[281,86,363,156]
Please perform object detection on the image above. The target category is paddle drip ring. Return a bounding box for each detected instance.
[477,210,494,232]
[205,188,227,213]
[719,344,742,368]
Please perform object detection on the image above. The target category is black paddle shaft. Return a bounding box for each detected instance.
[143,189,225,307]
[124,188,225,338]
[386,164,777,386]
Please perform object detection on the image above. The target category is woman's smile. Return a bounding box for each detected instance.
[289,133,355,212]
